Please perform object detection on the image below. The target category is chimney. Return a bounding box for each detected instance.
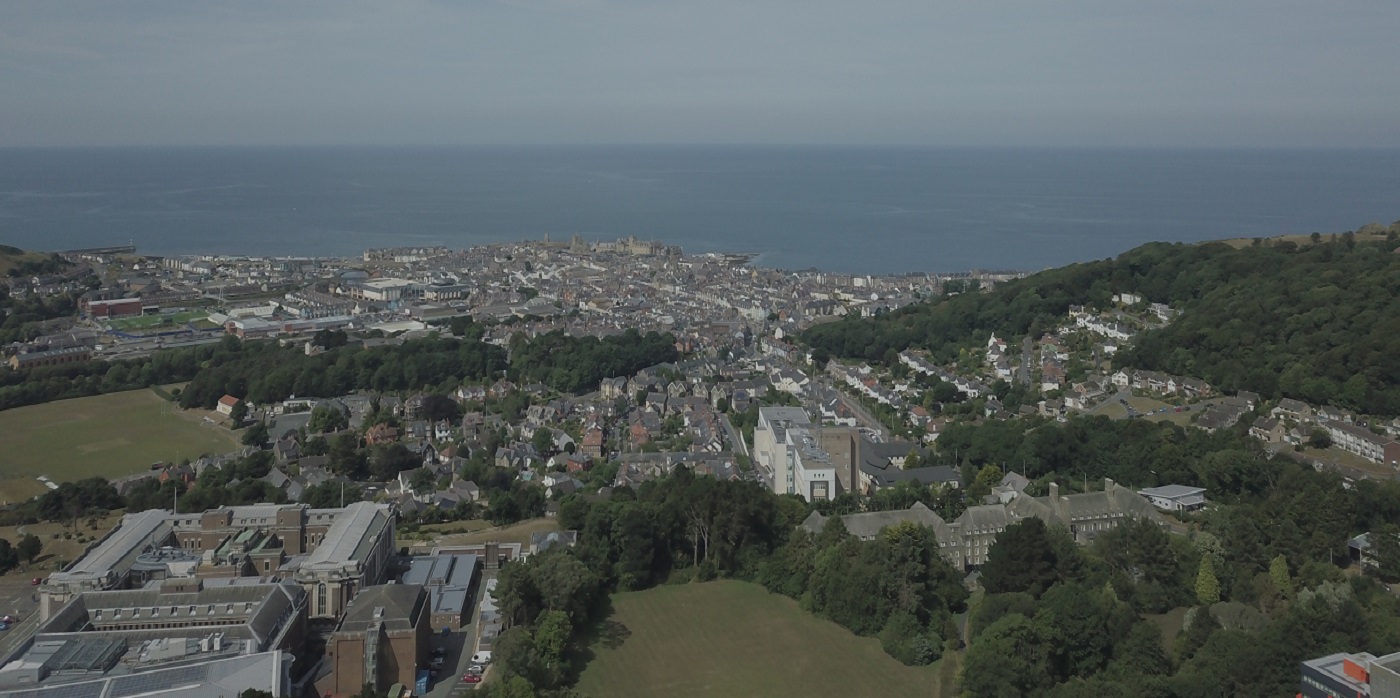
[1104,478,1116,495]
[1048,482,1059,500]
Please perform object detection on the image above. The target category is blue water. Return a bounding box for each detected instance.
[0,146,1397,274]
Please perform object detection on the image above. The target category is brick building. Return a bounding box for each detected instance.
[322,584,431,698]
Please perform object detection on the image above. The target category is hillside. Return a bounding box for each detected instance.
[801,230,1400,414]
[0,245,68,278]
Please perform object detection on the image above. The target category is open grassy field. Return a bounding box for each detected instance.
[575,580,951,698]
[412,518,561,549]
[0,512,123,576]
[0,390,238,492]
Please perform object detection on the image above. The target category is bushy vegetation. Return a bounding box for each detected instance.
[802,236,1400,414]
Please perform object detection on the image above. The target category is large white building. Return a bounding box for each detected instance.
[754,407,838,501]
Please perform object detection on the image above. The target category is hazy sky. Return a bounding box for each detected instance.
[2,1,1398,147]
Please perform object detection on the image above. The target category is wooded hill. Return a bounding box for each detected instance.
[801,232,1400,415]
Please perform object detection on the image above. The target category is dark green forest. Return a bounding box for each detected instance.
[802,236,1400,414]
[506,328,678,394]
[177,334,508,408]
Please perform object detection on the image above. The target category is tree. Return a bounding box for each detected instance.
[241,421,269,447]
[981,518,1060,597]
[962,614,1053,697]
[409,468,438,493]
[1371,523,1400,583]
[1308,429,1332,450]
[1196,557,1221,605]
[228,399,247,426]
[308,405,349,433]
[533,609,572,681]
[532,428,555,457]
[1268,554,1293,600]
[17,533,41,565]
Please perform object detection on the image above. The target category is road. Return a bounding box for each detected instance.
[0,577,43,661]
[424,567,497,698]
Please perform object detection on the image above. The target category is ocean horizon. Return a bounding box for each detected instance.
[2,145,1398,275]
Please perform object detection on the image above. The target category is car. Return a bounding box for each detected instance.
[470,652,492,664]
[0,623,10,631]
[31,578,41,586]
[467,665,484,676]
[462,675,482,684]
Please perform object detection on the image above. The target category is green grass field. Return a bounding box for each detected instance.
[0,389,239,491]
[575,581,951,698]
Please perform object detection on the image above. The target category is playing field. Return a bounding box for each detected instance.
[575,580,952,698]
[0,390,238,493]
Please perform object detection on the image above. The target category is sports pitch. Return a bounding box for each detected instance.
[0,389,238,497]
[575,580,954,698]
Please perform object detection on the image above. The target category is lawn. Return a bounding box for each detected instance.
[0,389,239,490]
[415,518,561,549]
[575,580,951,698]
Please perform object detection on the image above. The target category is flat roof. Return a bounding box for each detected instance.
[1137,484,1207,499]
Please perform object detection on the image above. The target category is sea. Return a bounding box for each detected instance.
[1,146,1398,275]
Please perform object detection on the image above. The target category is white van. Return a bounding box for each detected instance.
[471,651,492,664]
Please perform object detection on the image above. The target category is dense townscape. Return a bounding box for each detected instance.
[0,225,1399,698]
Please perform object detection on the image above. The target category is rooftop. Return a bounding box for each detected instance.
[303,501,391,569]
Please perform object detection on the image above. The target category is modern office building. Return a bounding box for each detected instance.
[753,407,838,501]
[1300,650,1400,697]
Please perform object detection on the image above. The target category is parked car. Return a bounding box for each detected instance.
[462,675,482,684]
[467,665,484,676]
[471,652,492,664]
[30,578,41,586]
[430,657,445,669]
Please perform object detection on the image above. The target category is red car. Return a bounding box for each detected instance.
[462,675,482,684]
[30,578,41,586]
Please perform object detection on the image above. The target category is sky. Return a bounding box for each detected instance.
[2,1,1398,147]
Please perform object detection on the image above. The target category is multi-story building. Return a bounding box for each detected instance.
[800,478,1162,571]
[322,584,431,698]
[1323,420,1400,466]
[1300,650,1400,697]
[0,579,304,695]
[40,502,395,623]
[753,407,837,501]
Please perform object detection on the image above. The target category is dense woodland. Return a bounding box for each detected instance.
[0,325,676,412]
[802,234,1400,414]
[506,329,678,394]
[177,334,508,408]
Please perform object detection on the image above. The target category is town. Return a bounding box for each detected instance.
[0,235,1398,698]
